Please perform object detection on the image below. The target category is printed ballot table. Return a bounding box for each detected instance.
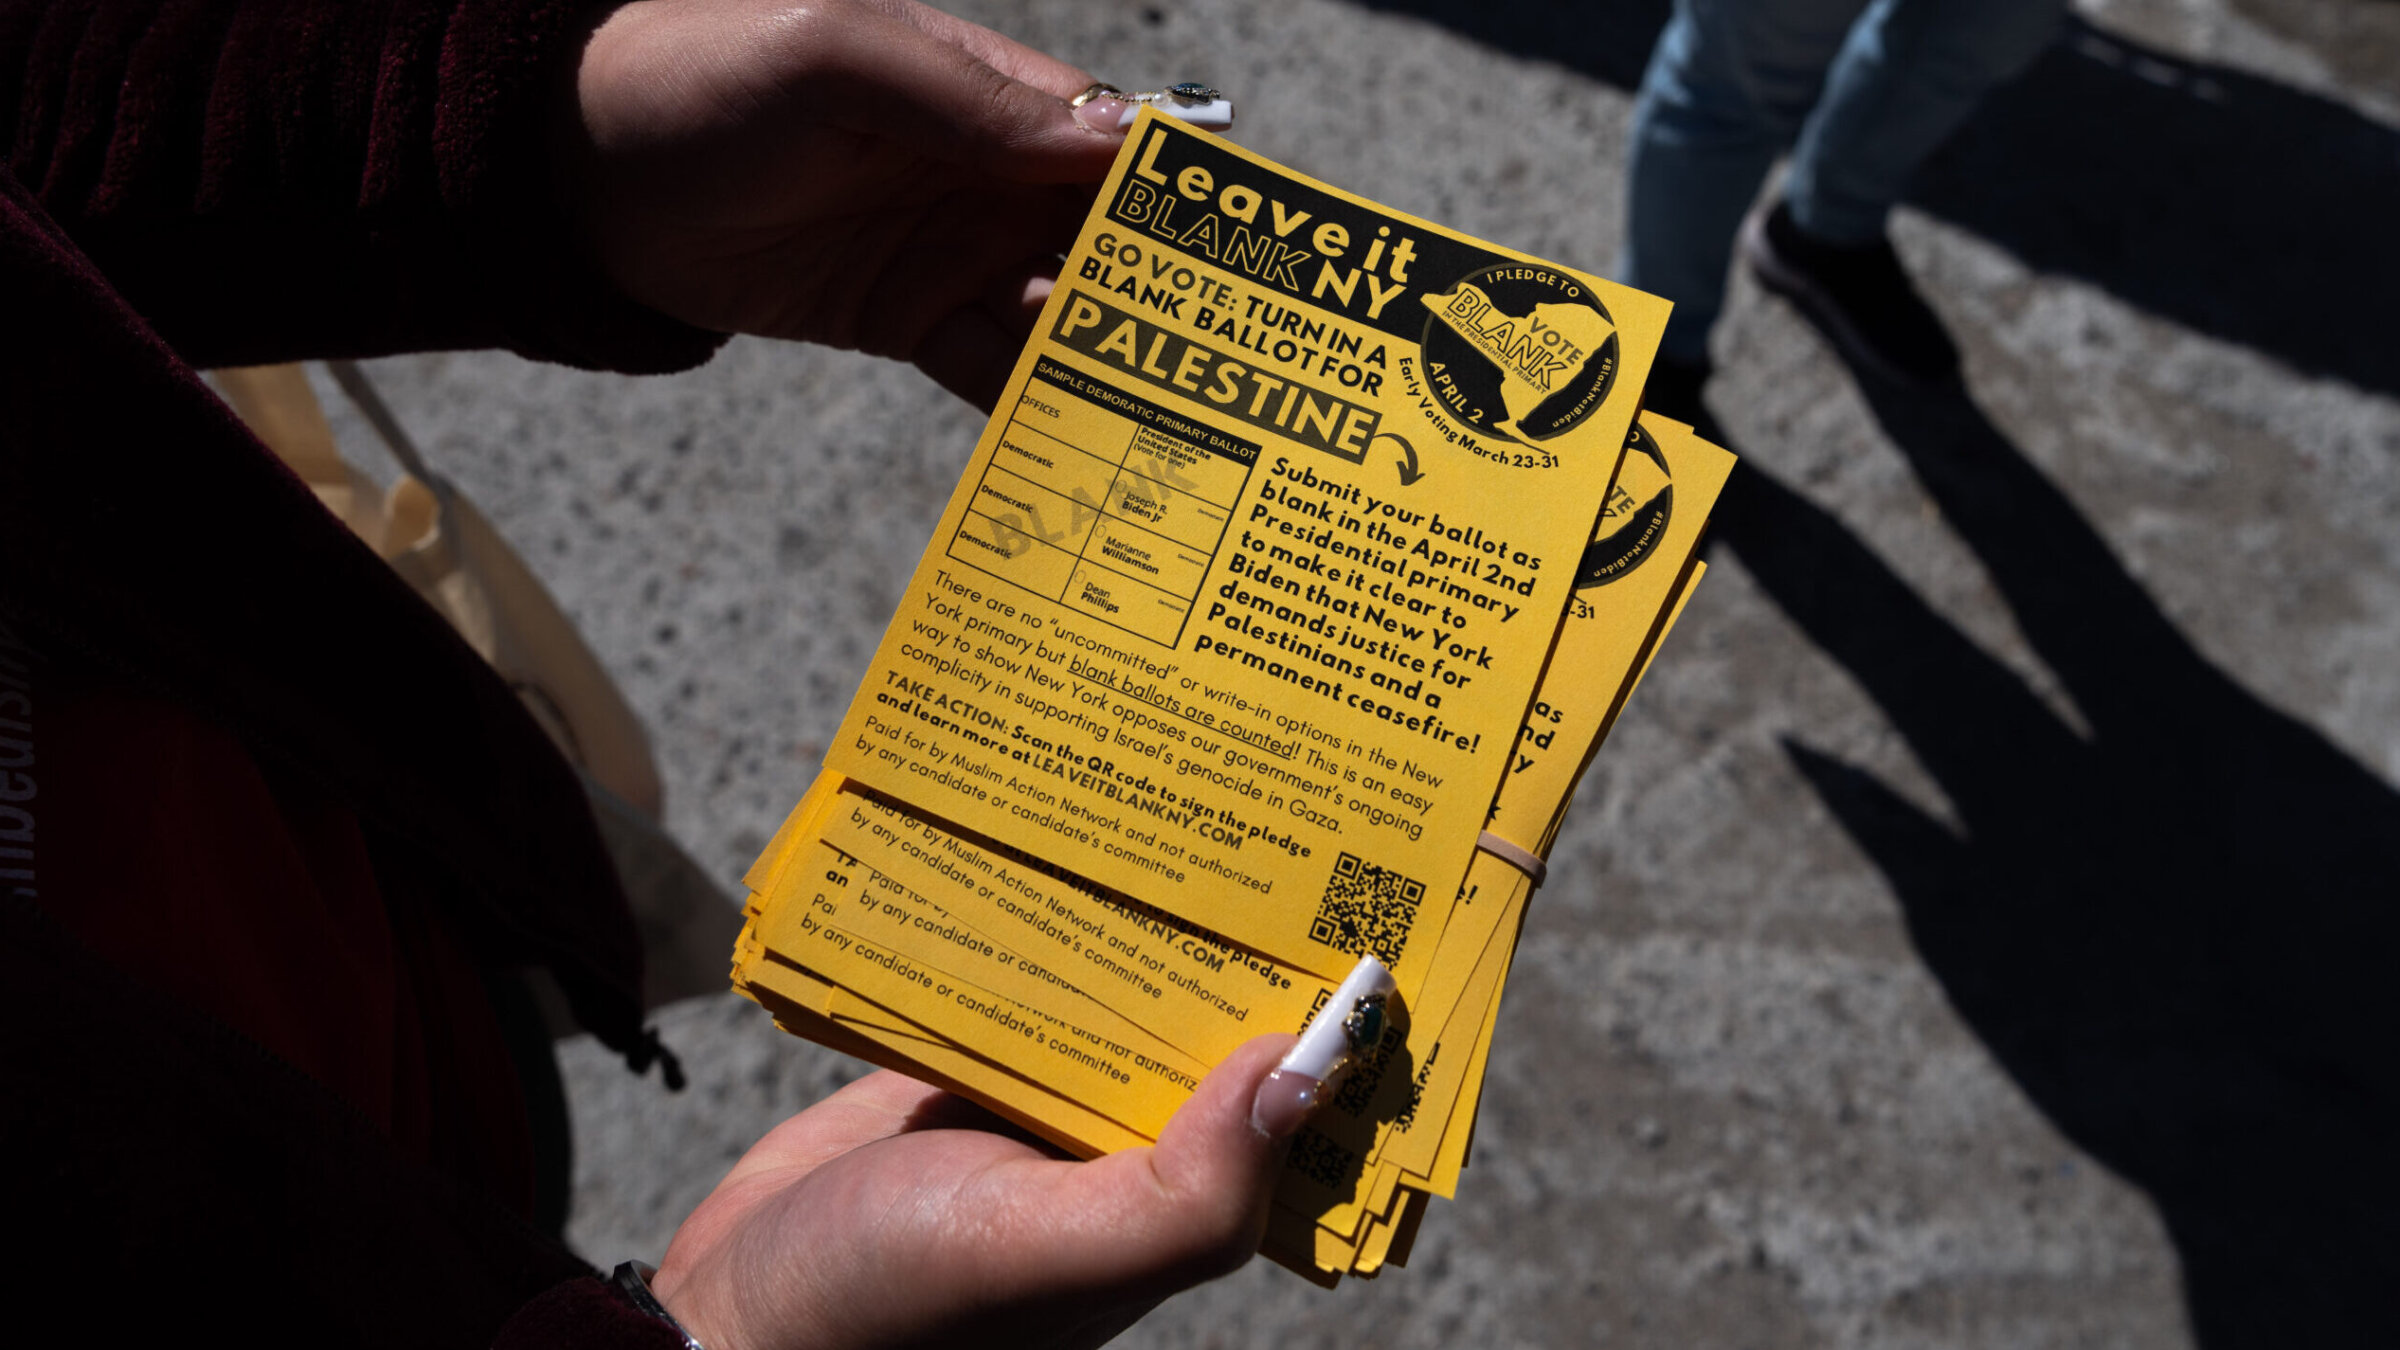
[953,356,1256,647]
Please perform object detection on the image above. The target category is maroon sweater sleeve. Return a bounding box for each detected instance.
[0,0,725,371]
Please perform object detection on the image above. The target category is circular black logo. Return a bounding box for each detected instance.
[1576,419,1673,588]
[1419,264,1620,445]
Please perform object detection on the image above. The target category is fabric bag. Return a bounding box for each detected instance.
[210,362,734,1012]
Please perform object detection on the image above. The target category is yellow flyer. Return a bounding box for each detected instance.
[825,112,1670,983]
[1497,415,1734,852]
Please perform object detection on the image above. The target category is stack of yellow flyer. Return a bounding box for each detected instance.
[731,113,1736,1283]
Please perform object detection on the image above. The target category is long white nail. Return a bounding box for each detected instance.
[1120,95,1234,132]
[1110,83,1236,133]
[1250,956,1396,1138]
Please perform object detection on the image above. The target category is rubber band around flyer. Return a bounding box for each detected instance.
[1474,831,1546,889]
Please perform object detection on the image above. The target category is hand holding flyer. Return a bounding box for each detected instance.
[822,114,1671,991]
[732,111,1736,1282]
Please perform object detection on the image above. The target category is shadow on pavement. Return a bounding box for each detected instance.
[1347,1,2400,396]
[1706,382,2400,1345]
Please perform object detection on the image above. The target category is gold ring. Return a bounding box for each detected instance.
[1070,83,1125,108]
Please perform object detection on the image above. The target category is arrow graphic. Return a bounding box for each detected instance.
[1375,433,1425,486]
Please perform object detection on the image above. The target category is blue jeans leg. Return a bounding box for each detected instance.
[1623,0,1870,362]
[1784,0,2069,243]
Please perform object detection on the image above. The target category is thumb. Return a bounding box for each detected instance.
[1042,953,1396,1289]
[1147,1031,1306,1233]
[1025,1033,1300,1297]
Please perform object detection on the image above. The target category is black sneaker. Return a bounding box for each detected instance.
[1740,201,1961,388]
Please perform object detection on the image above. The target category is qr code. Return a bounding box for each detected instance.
[1286,1127,1360,1191]
[1308,852,1424,968]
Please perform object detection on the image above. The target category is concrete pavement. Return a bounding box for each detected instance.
[330,0,2399,1342]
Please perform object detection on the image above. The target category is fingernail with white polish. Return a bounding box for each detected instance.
[1140,94,1234,132]
[1074,96,1132,134]
[1249,955,1397,1140]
